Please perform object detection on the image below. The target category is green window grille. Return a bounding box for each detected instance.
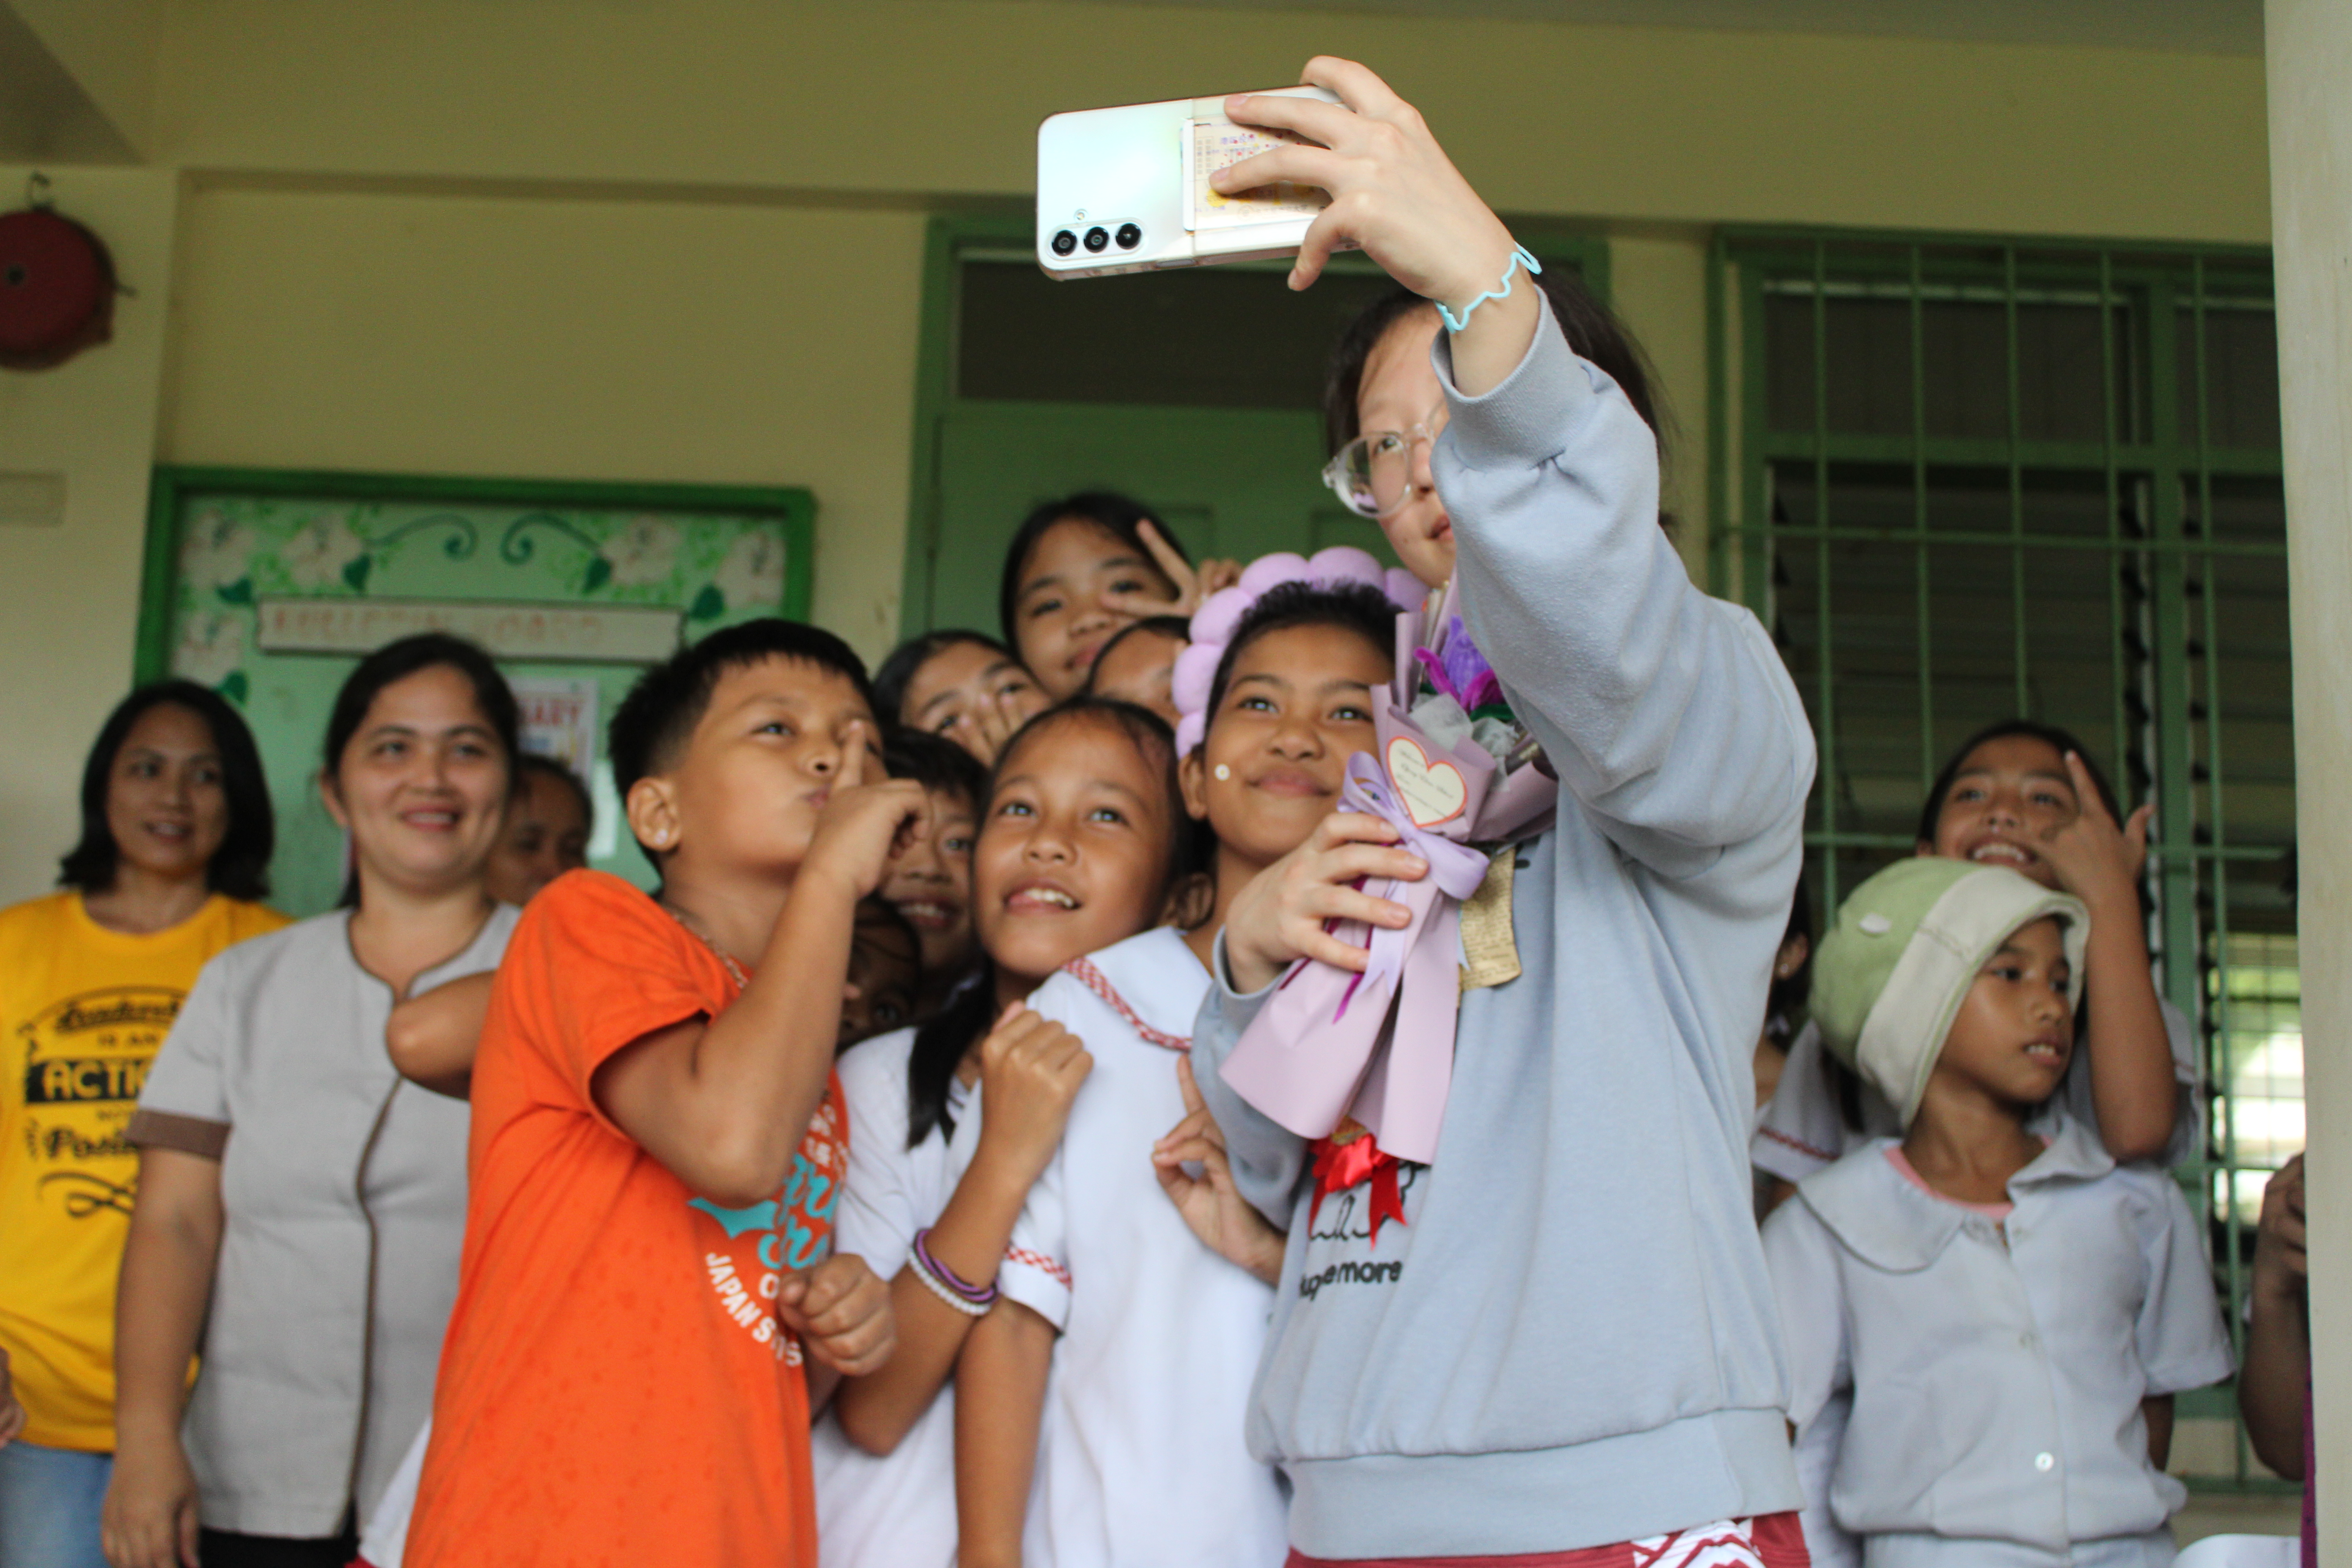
[1708,229,2295,1491]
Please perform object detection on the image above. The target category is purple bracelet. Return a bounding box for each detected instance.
[911,1227,998,1305]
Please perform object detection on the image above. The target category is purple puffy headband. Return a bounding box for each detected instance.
[1171,547,1425,755]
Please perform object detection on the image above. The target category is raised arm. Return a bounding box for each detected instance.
[1434,317,1811,864]
[103,1149,223,1568]
[1218,57,1811,866]
[832,1008,1090,1456]
[594,761,930,1208]
[2036,751,2179,1163]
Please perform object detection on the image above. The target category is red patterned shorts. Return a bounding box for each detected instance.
[1283,1512,1810,1568]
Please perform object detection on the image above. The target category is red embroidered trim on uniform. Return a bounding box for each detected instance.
[1756,1124,1839,1163]
[1005,1245,1073,1289]
[1060,955,1190,1053]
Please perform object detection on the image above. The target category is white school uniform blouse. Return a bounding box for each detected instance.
[1760,1116,2233,1564]
[953,927,1289,1568]
[812,1025,970,1568]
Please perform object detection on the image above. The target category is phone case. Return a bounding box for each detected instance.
[1035,86,1345,280]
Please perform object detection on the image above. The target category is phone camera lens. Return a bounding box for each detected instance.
[1083,226,1110,253]
[1051,229,1078,257]
[1114,223,1142,250]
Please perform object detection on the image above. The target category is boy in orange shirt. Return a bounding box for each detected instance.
[405,621,916,1568]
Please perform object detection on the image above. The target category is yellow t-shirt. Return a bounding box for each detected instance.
[0,890,290,1451]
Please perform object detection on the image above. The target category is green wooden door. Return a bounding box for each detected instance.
[901,219,1607,641]
[921,400,1396,636]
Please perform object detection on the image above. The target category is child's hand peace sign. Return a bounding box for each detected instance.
[1099,518,1241,622]
[2035,750,2152,913]
[1152,1056,1285,1285]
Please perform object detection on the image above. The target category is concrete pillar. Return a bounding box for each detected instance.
[0,166,178,904]
[2266,0,2351,1553]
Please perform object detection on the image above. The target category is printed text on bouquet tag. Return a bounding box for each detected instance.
[1385,737,1468,829]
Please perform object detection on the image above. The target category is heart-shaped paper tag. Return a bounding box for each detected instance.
[1386,735,1469,829]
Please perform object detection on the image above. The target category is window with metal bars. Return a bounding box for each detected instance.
[1708,230,2295,1492]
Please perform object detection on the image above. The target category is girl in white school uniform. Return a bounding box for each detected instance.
[812,699,1189,1568]
[953,566,1406,1568]
[1762,857,2233,1568]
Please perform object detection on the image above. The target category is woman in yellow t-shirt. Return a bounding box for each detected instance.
[0,681,286,1568]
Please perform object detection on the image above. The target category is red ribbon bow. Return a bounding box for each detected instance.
[1308,1121,1408,1248]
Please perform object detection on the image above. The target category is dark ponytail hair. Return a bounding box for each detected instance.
[58,681,276,902]
[903,695,1193,1148]
[904,973,996,1150]
[323,633,520,907]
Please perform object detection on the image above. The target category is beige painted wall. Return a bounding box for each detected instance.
[160,184,927,657]
[0,164,177,903]
[140,1,2271,243]
[0,3,2279,906]
[1604,230,1711,586]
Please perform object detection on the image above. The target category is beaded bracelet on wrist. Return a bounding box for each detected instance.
[909,1257,991,1317]
[911,1226,999,1307]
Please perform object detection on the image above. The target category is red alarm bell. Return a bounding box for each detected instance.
[0,193,117,371]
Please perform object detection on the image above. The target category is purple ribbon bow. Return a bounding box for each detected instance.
[1331,751,1492,1019]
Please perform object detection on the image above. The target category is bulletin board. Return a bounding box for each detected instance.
[134,467,815,916]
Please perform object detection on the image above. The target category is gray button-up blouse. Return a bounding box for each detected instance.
[131,905,518,1538]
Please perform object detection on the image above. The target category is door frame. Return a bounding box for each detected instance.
[897,210,1613,639]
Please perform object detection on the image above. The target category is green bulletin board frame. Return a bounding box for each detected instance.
[135,466,815,914]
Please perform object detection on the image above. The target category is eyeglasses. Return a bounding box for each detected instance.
[1320,403,1449,520]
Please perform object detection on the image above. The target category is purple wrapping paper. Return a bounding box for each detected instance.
[1217,705,1495,1164]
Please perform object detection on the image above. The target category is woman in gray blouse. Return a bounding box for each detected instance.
[102,635,524,1568]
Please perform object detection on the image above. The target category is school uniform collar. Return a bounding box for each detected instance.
[1797,1114,2113,1273]
[2010,1112,2116,1188]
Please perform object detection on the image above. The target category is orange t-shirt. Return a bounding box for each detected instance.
[405,871,848,1568]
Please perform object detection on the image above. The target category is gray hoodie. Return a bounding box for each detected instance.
[1192,292,1816,1558]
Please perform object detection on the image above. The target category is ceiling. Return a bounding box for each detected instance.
[927,0,2264,55]
[0,2,137,162]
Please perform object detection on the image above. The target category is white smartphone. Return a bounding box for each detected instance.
[1035,85,1350,280]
